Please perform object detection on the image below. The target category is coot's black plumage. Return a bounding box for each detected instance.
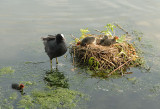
[42,34,67,69]
[80,37,96,46]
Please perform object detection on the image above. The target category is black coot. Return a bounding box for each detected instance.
[42,34,67,69]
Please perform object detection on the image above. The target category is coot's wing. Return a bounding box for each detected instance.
[42,35,56,41]
[42,34,67,59]
[42,35,57,55]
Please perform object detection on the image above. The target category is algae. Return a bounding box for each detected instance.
[0,67,15,76]
[9,92,18,100]
[18,95,34,109]
[19,81,35,86]
[0,98,14,109]
[44,70,69,88]
[24,61,45,64]
[18,88,88,109]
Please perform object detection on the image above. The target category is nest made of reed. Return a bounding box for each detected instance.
[70,36,142,76]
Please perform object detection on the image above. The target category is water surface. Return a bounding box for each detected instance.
[0,0,160,109]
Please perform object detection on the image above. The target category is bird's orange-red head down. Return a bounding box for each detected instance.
[19,84,24,89]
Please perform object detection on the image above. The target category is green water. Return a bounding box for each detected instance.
[0,0,160,109]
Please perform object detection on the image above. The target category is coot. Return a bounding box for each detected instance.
[42,34,67,69]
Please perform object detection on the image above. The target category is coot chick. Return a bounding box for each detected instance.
[98,35,108,45]
[80,37,96,46]
[11,83,24,91]
[100,36,119,46]
[42,34,67,69]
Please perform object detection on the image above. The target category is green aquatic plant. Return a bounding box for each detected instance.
[72,28,90,43]
[18,88,88,109]
[80,28,90,40]
[88,57,94,67]
[0,98,14,109]
[18,95,34,109]
[117,48,127,57]
[44,70,69,88]
[132,30,143,42]
[100,24,116,36]
[116,34,126,43]
[24,61,45,64]
[88,57,99,70]
[104,23,116,32]
[0,67,15,76]
[19,81,35,86]
[9,92,18,100]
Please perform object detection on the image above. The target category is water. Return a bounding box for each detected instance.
[0,0,160,108]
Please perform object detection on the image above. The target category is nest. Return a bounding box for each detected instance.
[70,35,142,77]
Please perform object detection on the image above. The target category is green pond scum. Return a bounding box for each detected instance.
[44,70,69,88]
[0,98,14,109]
[0,67,88,109]
[9,92,18,101]
[24,61,46,64]
[19,81,35,86]
[18,88,88,109]
[0,67,15,76]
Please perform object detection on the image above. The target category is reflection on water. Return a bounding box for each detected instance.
[0,0,160,109]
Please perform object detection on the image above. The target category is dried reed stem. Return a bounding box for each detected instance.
[107,58,132,77]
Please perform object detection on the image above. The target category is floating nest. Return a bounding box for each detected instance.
[70,34,143,77]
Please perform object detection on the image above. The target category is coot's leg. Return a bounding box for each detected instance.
[56,64,58,69]
[56,57,58,64]
[50,59,53,70]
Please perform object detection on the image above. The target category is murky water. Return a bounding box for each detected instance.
[0,0,160,109]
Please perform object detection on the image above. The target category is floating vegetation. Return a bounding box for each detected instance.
[24,61,45,64]
[70,24,144,77]
[0,98,14,109]
[18,88,88,109]
[18,95,34,109]
[44,70,69,88]
[19,81,35,86]
[9,92,18,101]
[0,67,15,76]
